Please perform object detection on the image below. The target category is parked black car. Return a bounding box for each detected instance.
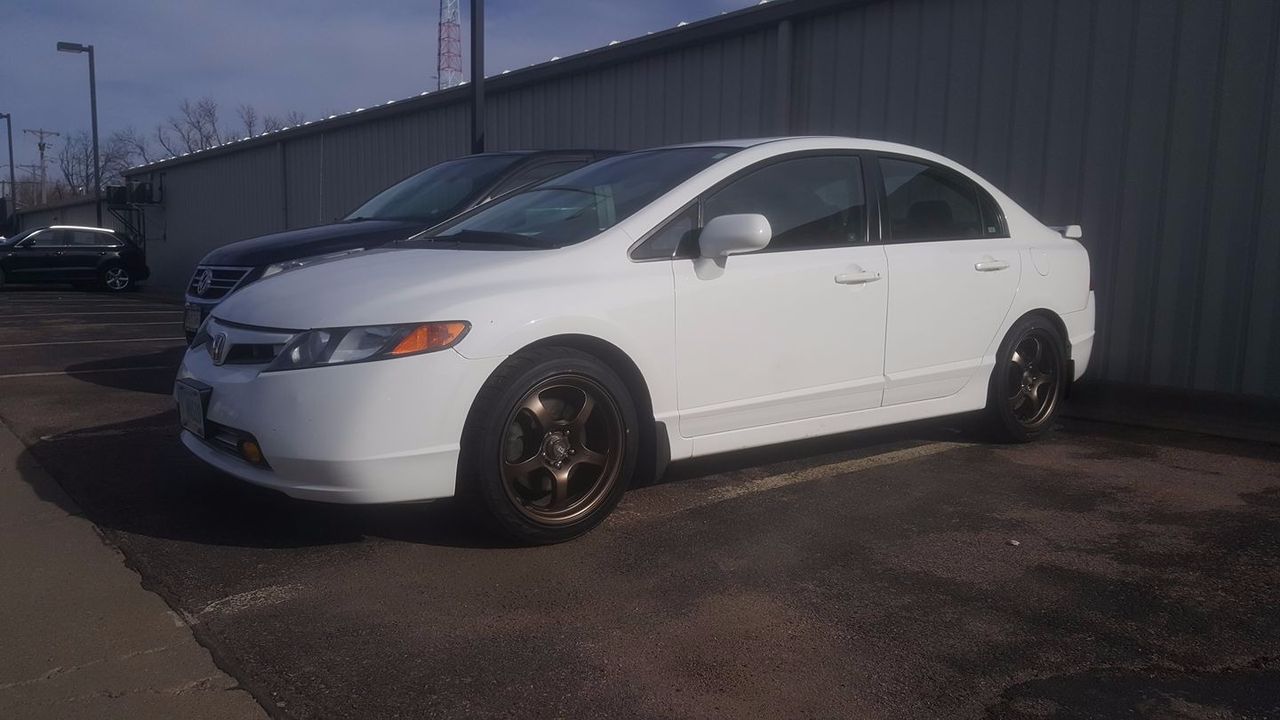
[183,149,613,339]
[0,226,150,292]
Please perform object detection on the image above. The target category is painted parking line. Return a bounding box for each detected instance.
[0,337,186,349]
[0,311,182,319]
[675,441,972,515]
[0,365,177,380]
[57,321,184,327]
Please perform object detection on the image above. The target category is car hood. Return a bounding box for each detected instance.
[200,219,424,267]
[210,245,565,330]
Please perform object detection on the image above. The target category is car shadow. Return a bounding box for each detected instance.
[16,410,516,550]
[63,347,188,394]
[15,403,993,553]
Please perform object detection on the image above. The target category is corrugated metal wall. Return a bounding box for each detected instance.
[15,200,123,233]
[127,0,1280,399]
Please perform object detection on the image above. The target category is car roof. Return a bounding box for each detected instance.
[46,225,116,232]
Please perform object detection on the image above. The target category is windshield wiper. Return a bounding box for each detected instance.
[419,230,552,249]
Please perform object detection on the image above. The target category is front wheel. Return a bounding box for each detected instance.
[461,347,639,544]
[100,265,132,292]
[985,316,1067,442]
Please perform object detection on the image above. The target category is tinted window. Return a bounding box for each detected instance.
[879,158,991,241]
[418,147,736,250]
[633,204,698,260]
[345,155,522,224]
[488,159,587,199]
[704,155,866,251]
[68,230,117,247]
[27,230,66,247]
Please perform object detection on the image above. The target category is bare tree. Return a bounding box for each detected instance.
[237,103,259,137]
[57,131,95,194]
[285,110,307,127]
[262,114,284,133]
[156,97,228,155]
[111,127,156,167]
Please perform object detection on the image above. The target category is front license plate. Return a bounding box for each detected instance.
[175,380,211,438]
[183,306,204,334]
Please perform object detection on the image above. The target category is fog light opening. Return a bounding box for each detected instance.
[239,438,266,466]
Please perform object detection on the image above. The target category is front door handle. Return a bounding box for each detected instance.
[834,271,882,285]
[974,259,1009,272]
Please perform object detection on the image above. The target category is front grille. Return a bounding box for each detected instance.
[198,318,297,367]
[188,266,253,300]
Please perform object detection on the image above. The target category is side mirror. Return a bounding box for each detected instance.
[698,214,771,259]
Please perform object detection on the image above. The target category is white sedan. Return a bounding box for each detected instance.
[175,137,1094,543]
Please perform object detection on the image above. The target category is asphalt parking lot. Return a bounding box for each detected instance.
[2,288,1279,719]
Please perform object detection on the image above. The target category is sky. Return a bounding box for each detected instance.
[0,0,753,173]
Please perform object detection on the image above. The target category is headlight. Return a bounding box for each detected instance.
[264,321,469,372]
[260,248,365,280]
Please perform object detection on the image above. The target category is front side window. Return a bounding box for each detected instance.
[27,230,66,248]
[703,155,866,252]
[879,157,1001,242]
[345,154,522,224]
[416,147,736,250]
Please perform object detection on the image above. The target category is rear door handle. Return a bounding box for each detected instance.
[974,259,1009,272]
[834,271,882,285]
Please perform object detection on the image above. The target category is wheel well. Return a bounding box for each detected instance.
[521,334,653,420]
[1022,308,1071,357]
[519,334,665,484]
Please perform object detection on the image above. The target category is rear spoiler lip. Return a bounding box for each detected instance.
[1049,224,1083,240]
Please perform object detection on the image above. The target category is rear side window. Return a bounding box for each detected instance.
[68,231,117,247]
[703,155,866,252]
[878,157,1004,242]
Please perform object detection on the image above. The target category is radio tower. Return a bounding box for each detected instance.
[437,0,463,90]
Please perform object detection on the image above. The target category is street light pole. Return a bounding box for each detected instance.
[470,0,484,154]
[0,113,14,222]
[57,41,102,226]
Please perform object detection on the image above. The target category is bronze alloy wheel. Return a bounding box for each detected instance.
[499,374,626,526]
[1005,329,1061,428]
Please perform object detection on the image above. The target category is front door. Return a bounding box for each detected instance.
[672,154,889,437]
[7,229,68,281]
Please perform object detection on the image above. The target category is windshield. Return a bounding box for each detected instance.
[415,147,737,249]
[344,154,522,224]
[1,228,38,246]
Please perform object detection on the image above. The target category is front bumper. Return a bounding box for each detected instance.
[176,344,503,503]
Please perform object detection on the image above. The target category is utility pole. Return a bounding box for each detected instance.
[23,128,60,206]
[0,113,14,221]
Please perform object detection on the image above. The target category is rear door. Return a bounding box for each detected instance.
[876,155,1021,405]
[63,230,118,279]
[668,153,889,437]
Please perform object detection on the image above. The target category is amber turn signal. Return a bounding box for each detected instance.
[389,322,470,356]
[239,439,265,466]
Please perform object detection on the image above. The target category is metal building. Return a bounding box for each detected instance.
[123,0,1280,400]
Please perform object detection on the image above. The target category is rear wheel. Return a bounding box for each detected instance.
[461,347,638,544]
[986,316,1067,442]
[100,265,132,292]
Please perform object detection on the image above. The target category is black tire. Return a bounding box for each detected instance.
[460,346,639,544]
[100,265,132,292]
[985,315,1068,443]
[0,267,5,289]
